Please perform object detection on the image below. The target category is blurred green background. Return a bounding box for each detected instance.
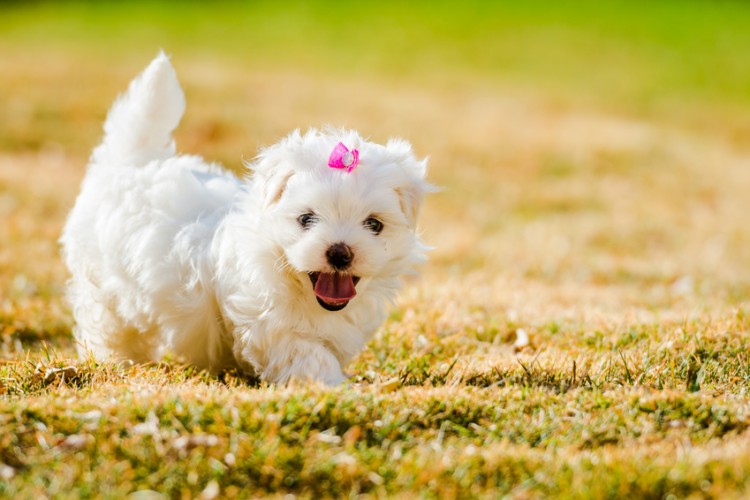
[2,0,750,158]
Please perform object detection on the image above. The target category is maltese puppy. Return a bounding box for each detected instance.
[60,52,430,385]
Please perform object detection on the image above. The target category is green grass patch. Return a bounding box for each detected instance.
[3,1,750,115]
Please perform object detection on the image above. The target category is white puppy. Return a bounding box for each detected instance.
[60,53,430,385]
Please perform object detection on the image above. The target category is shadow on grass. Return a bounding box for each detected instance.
[0,350,261,397]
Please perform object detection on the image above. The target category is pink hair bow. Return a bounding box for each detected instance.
[328,142,359,173]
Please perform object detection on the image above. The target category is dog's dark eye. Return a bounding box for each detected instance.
[298,212,318,229]
[363,217,384,235]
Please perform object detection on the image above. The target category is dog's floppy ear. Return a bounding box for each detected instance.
[395,185,423,227]
[386,138,432,228]
[262,167,295,208]
[249,156,295,208]
[251,133,301,208]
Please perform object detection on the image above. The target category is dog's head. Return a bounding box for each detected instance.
[251,129,430,312]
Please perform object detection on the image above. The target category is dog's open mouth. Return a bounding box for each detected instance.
[308,272,360,311]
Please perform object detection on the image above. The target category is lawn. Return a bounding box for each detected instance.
[2,1,750,497]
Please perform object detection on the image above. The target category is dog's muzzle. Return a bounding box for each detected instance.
[308,243,360,311]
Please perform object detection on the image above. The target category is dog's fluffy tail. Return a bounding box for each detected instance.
[91,51,185,168]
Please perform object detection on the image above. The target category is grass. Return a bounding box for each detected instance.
[2,0,750,497]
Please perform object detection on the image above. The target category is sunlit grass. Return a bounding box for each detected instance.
[2,1,750,497]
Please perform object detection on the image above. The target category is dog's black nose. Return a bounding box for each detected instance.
[326,242,354,270]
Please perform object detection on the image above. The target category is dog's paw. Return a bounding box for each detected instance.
[263,338,346,386]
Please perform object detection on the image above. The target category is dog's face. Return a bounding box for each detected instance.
[252,130,429,312]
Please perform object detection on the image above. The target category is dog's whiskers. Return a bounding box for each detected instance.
[273,254,293,274]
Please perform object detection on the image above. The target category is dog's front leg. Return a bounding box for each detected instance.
[255,335,346,386]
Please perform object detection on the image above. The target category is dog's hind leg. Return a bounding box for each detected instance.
[69,278,159,365]
[91,51,186,169]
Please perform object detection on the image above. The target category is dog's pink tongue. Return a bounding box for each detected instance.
[314,273,357,303]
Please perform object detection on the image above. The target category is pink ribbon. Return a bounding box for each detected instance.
[328,142,359,173]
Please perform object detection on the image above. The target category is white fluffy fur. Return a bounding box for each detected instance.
[60,52,430,385]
